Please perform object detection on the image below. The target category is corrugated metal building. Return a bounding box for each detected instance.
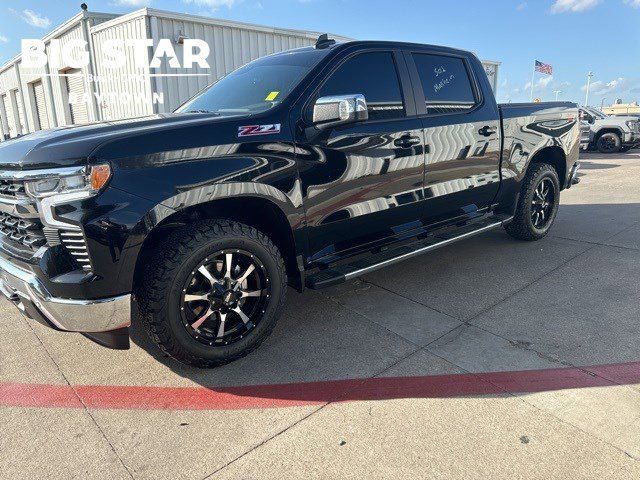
[0,7,348,141]
[0,10,118,140]
[0,7,500,141]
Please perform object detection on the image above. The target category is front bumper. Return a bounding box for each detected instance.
[0,252,131,334]
[623,132,640,147]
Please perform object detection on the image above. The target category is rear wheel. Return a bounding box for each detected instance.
[138,220,287,368]
[504,163,560,241]
[596,132,621,154]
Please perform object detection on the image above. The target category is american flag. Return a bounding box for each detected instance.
[535,60,553,75]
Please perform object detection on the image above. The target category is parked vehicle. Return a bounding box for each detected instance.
[580,120,591,150]
[580,107,640,153]
[0,37,580,367]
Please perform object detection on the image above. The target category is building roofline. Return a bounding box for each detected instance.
[0,10,118,75]
[88,8,150,34]
[89,7,351,42]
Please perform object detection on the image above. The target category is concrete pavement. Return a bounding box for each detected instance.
[1,150,640,479]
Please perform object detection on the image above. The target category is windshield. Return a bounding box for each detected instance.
[585,107,607,119]
[176,48,328,115]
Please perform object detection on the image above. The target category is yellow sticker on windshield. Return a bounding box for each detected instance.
[265,91,279,101]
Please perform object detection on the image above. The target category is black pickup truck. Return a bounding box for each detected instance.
[0,37,580,367]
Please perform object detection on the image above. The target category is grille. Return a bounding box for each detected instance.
[0,212,47,251]
[0,179,27,198]
[0,176,92,271]
[59,229,92,271]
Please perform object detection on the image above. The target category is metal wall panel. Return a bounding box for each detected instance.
[150,15,318,113]
[0,65,23,139]
[19,59,52,132]
[65,69,89,124]
[481,61,500,95]
[91,15,154,121]
[0,13,117,134]
[32,81,50,130]
[46,23,90,126]
[1,94,16,138]
[14,91,26,134]
[0,66,19,98]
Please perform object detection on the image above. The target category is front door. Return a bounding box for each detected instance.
[407,51,502,226]
[296,50,426,263]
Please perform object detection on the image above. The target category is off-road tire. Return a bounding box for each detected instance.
[596,132,622,154]
[504,163,560,241]
[137,220,287,368]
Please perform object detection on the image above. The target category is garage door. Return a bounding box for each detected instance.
[1,94,16,138]
[14,91,25,135]
[65,70,89,125]
[32,81,50,130]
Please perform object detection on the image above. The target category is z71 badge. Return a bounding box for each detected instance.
[238,124,281,137]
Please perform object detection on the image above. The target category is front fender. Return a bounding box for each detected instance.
[115,180,306,293]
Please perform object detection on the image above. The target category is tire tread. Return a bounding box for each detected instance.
[137,219,287,368]
[505,163,559,241]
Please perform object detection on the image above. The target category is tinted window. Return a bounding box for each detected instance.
[317,52,405,121]
[412,54,476,115]
[176,49,328,115]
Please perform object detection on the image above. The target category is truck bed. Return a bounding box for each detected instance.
[498,102,580,163]
[498,101,580,187]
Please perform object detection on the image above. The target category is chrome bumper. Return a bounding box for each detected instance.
[0,254,131,333]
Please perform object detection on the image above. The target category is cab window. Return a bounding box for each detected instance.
[412,53,477,115]
[317,52,406,121]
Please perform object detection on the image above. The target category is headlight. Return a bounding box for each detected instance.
[25,164,111,199]
[24,164,111,230]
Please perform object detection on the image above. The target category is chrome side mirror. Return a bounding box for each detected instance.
[312,94,368,129]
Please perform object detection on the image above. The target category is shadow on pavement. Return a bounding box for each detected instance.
[579,161,620,170]
[126,202,640,406]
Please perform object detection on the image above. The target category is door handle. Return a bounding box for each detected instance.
[478,126,497,137]
[394,135,421,149]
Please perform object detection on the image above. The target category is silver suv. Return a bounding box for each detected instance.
[580,107,640,153]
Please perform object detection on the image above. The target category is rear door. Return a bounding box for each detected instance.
[296,50,426,262]
[406,51,501,226]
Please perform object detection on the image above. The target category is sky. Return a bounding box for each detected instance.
[0,0,639,107]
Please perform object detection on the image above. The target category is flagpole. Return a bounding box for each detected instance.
[529,61,536,101]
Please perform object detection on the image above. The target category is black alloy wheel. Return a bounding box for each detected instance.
[530,178,556,230]
[180,249,270,346]
[504,162,560,241]
[596,132,621,154]
[138,220,287,368]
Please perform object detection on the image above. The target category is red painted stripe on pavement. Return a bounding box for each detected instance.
[1,362,638,411]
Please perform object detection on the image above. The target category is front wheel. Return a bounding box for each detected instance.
[596,132,622,154]
[138,220,287,368]
[505,163,560,241]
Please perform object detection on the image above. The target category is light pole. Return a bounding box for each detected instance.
[553,90,562,101]
[585,71,594,107]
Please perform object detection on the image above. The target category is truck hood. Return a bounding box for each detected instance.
[594,116,636,128]
[0,113,246,171]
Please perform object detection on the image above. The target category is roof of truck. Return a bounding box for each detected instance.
[317,39,475,58]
